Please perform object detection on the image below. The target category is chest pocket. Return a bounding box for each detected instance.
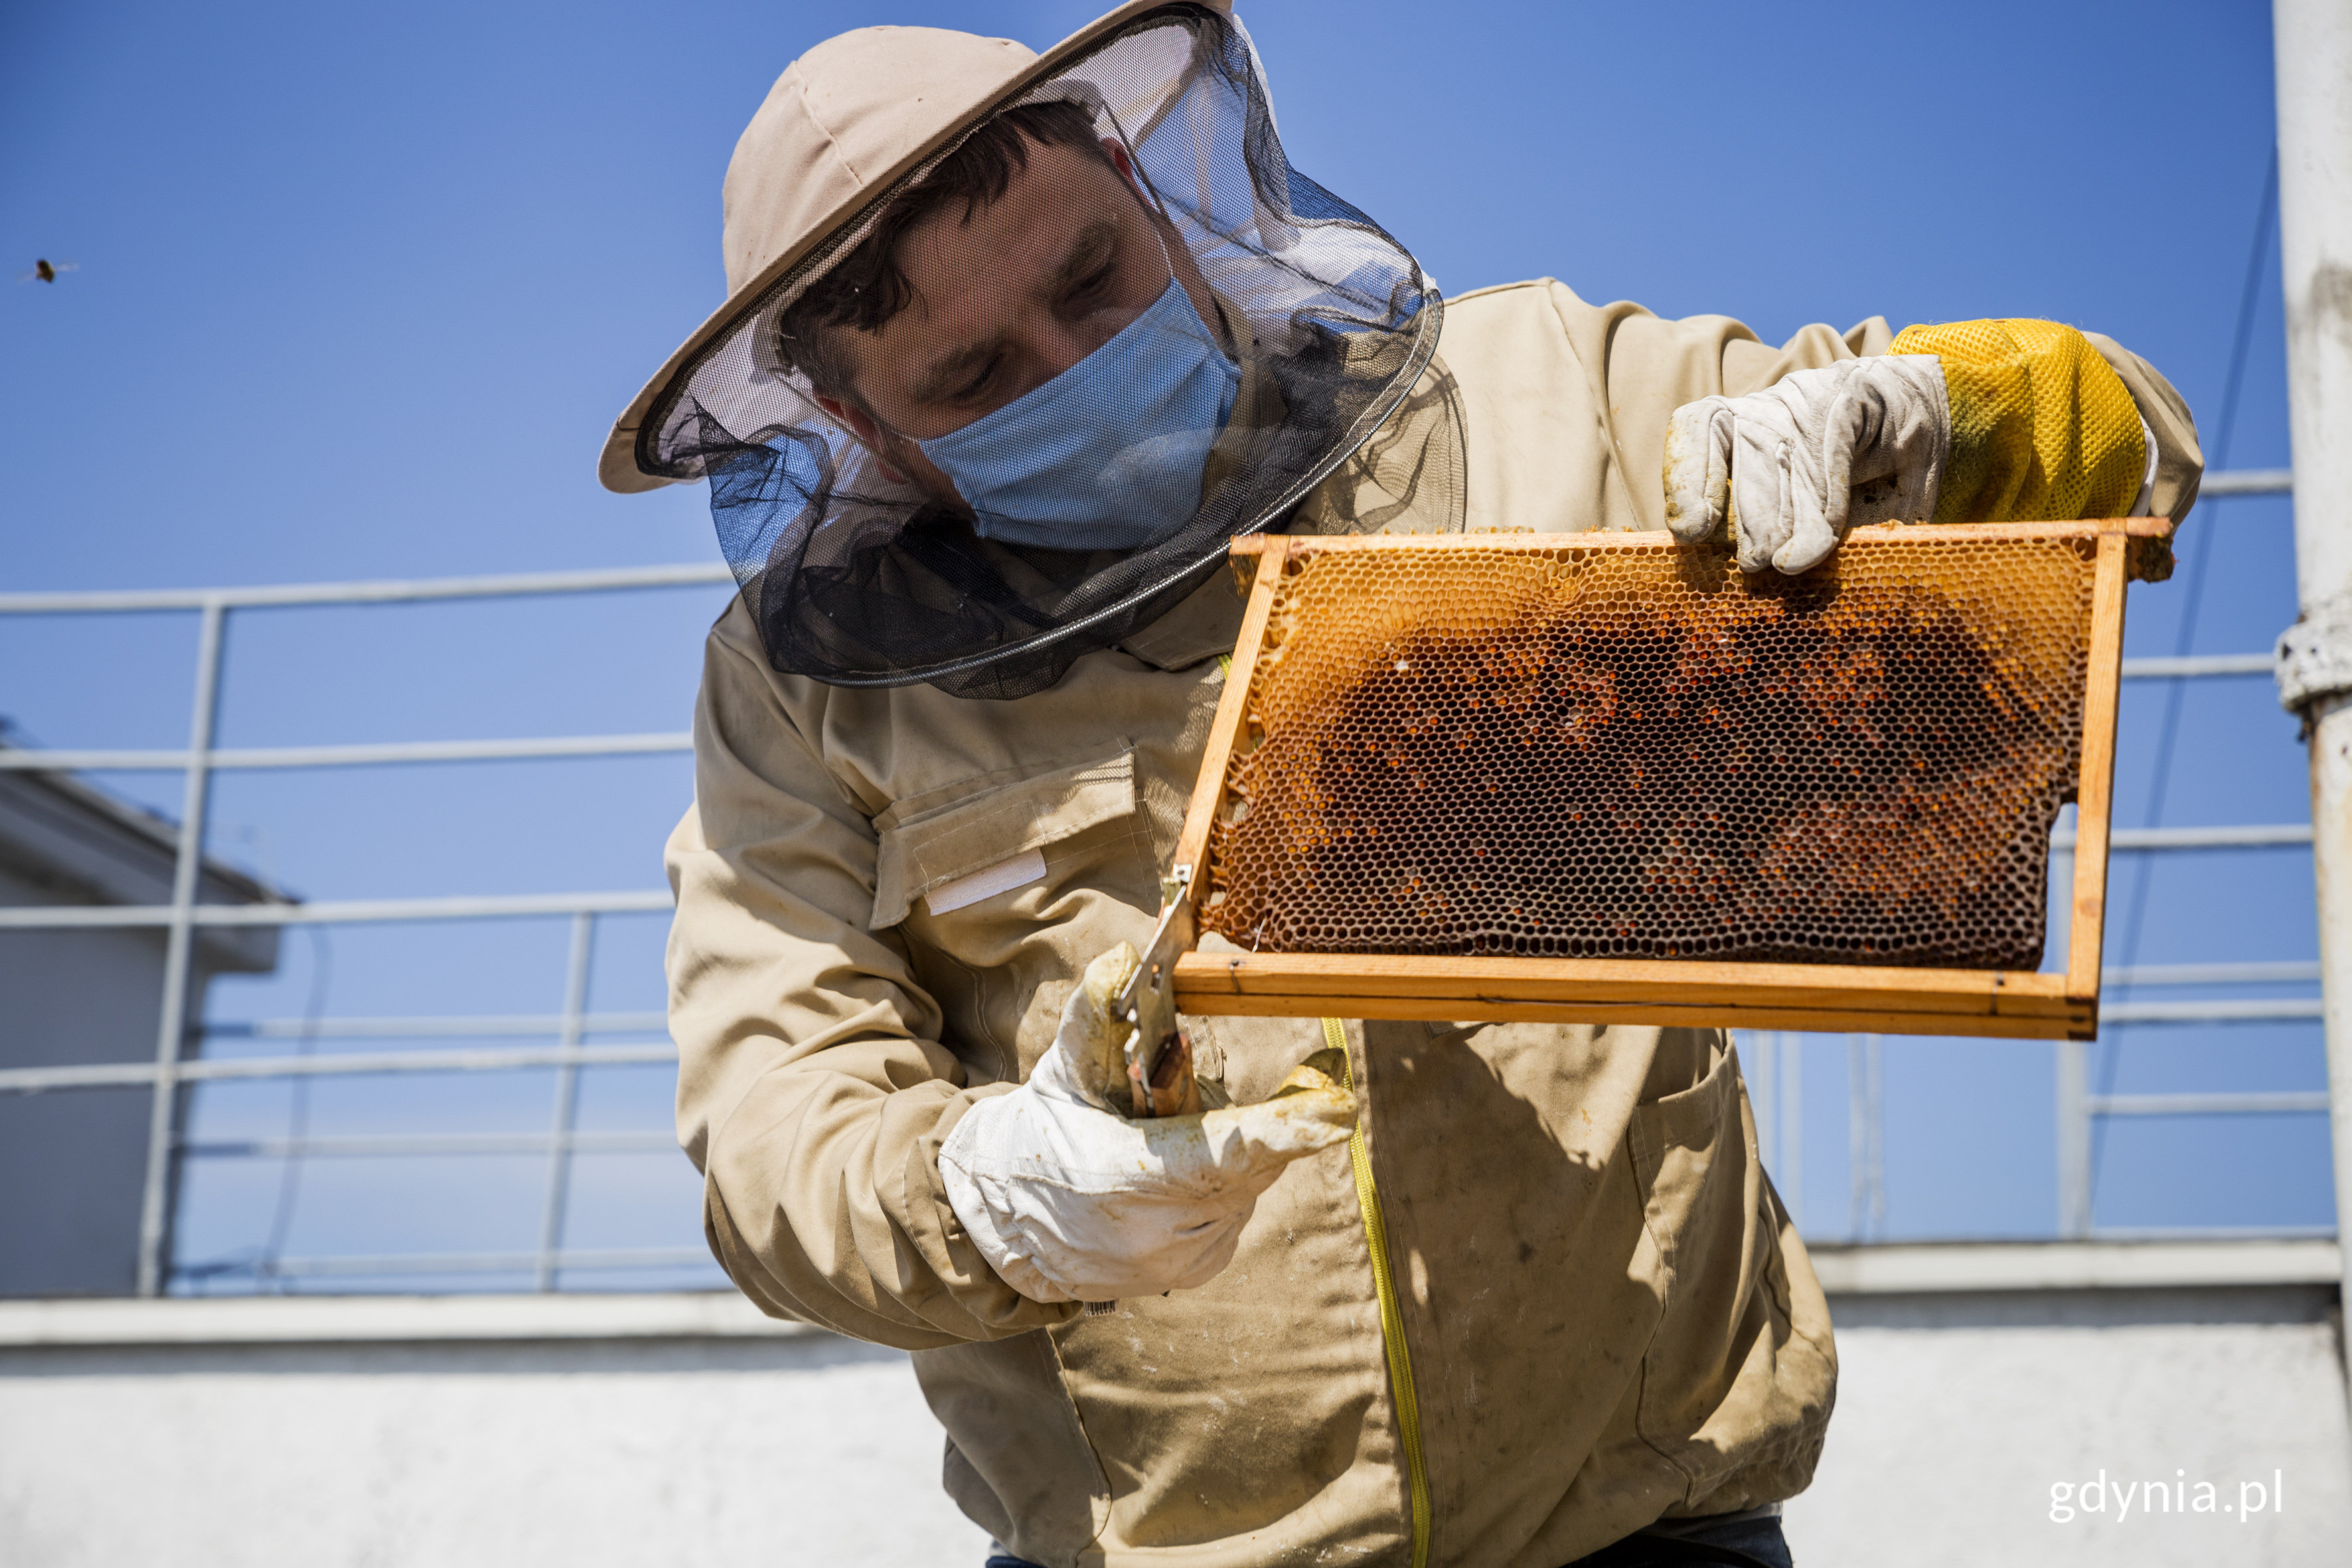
[868,749,1148,931]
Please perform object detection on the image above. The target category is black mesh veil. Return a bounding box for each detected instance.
[641,5,1460,698]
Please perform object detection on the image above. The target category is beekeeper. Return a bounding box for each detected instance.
[601,5,2201,1565]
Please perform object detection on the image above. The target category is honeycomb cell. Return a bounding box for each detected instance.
[1200,538,2093,970]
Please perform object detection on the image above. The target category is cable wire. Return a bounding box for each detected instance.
[2088,147,2280,1208]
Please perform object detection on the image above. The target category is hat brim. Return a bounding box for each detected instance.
[597,0,1229,494]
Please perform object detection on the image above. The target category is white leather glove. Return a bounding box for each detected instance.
[939,944,1357,1306]
[1663,355,1950,576]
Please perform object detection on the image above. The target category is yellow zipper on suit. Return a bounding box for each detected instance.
[1323,1014,1433,1568]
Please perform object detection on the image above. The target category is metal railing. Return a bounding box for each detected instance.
[1747,468,2332,1241]
[2050,465,2319,1237]
[0,474,2329,1286]
[0,562,729,1295]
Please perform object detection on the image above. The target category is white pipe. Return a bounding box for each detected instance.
[218,1247,714,1278]
[136,602,224,1298]
[2120,653,2275,677]
[2090,1091,2332,1117]
[0,890,674,929]
[2101,998,2325,1024]
[1781,1033,1804,1233]
[2272,0,2352,1372]
[0,1044,679,1096]
[0,560,732,615]
[0,732,693,771]
[2057,1038,2090,1239]
[2202,467,2297,495]
[204,1011,670,1039]
[2105,961,2321,984]
[536,911,597,1293]
[2053,823,2312,850]
[0,1290,807,1346]
[180,1131,676,1159]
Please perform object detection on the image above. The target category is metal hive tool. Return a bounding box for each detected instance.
[1156,521,2172,1041]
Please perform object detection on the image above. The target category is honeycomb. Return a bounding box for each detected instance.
[1200,537,2095,969]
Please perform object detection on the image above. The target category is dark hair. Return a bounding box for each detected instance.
[777,99,1119,400]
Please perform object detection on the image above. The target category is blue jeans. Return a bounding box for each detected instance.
[987,1516,1792,1568]
[1562,1512,1793,1568]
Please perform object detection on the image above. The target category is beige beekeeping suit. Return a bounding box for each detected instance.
[665,274,2205,1566]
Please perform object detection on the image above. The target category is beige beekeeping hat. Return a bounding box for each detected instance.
[599,0,1230,493]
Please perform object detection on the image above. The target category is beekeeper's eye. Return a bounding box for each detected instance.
[1049,222,1125,320]
[951,354,1004,404]
[1063,255,1119,310]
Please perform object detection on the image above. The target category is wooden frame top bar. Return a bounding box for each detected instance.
[1228,518,2175,555]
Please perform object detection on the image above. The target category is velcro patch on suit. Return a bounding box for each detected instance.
[924,849,1048,916]
[869,749,1136,929]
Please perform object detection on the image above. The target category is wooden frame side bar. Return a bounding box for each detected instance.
[1168,545,1287,890]
[2064,526,2131,1030]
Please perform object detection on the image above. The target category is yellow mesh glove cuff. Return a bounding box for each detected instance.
[1887,319,2147,523]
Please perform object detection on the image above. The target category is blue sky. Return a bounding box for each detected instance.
[0,0,2319,1287]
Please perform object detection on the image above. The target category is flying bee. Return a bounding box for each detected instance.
[19,260,78,283]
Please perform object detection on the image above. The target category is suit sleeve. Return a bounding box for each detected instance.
[1541,281,2202,530]
[1537,279,1896,532]
[2086,331,2205,524]
[666,616,1075,1348]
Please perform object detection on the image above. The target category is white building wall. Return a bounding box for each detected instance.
[1786,1288,2352,1567]
[0,1329,992,1567]
[2,1253,2347,1568]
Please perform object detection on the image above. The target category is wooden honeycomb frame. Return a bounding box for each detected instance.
[1164,520,2171,1042]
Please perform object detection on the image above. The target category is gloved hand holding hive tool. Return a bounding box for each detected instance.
[939,945,1356,1306]
[1664,319,2164,574]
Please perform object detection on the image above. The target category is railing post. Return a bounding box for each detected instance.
[2270,0,2352,1364]
[2056,1038,2092,1239]
[1781,1032,1804,1234]
[535,911,595,1292]
[1748,1032,1777,1172]
[2047,808,2094,1241]
[1847,1034,1885,1241]
[136,597,227,1298]
[1867,1034,1885,1239]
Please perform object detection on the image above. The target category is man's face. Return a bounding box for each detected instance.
[813,137,1223,501]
